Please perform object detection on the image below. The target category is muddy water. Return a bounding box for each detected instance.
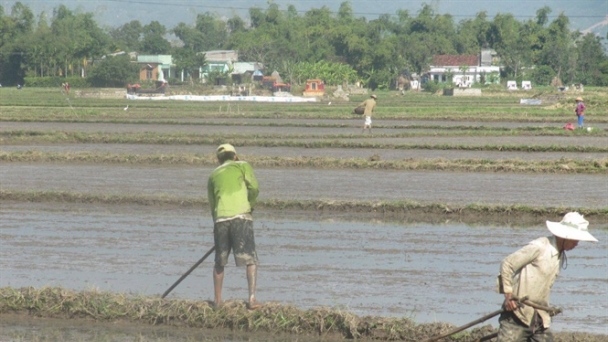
[1,203,606,336]
[2,163,606,208]
[3,144,607,161]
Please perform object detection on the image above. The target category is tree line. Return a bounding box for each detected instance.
[0,1,606,88]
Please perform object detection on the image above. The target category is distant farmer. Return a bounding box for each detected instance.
[496,212,597,342]
[62,82,70,96]
[207,143,261,309]
[574,97,585,129]
[358,94,377,134]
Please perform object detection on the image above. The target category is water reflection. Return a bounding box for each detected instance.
[1,203,606,336]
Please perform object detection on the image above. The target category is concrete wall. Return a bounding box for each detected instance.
[453,88,482,96]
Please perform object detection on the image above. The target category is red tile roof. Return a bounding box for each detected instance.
[432,55,479,67]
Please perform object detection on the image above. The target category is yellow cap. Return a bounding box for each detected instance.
[216,143,236,156]
[575,97,583,101]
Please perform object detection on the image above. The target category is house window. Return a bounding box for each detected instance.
[311,82,317,90]
[146,69,153,80]
[433,75,439,82]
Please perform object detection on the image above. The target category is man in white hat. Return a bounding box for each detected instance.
[496,212,597,342]
[358,94,377,134]
[208,143,261,309]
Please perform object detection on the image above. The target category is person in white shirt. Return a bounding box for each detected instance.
[496,212,598,342]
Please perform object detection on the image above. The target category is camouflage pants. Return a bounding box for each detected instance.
[214,218,258,267]
[497,312,554,342]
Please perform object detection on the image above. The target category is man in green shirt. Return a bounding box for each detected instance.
[208,143,260,309]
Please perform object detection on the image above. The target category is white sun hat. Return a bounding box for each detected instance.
[546,212,598,242]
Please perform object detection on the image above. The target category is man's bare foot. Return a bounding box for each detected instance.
[246,301,262,310]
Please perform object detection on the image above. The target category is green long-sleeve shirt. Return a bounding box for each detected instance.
[207,160,259,222]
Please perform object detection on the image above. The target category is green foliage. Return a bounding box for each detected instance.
[530,65,555,86]
[109,20,143,52]
[289,61,357,86]
[423,81,442,93]
[172,48,207,83]
[87,54,139,87]
[23,75,90,87]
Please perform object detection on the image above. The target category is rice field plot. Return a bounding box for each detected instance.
[1,87,607,341]
[1,87,607,213]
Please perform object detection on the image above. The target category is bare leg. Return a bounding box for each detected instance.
[213,265,224,306]
[246,264,257,304]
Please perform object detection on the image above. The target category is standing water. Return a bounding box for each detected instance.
[1,202,606,340]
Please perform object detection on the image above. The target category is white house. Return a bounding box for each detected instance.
[426,49,501,87]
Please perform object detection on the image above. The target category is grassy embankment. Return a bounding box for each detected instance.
[1,287,605,342]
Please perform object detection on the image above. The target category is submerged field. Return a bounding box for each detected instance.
[1,87,607,341]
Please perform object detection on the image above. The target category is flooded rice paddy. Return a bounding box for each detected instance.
[2,97,607,341]
[1,202,607,339]
[3,121,607,148]
[2,163,607,208]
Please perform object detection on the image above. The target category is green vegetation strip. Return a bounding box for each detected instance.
[2,151,606,174]
[0,286,492,341]
[1,88,606,122]
[2,131,607,153]
[2,191,606,219]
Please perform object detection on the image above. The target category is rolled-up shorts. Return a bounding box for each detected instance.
[364,116,372,126]
[214,218,258,267]
[497,311,553,342]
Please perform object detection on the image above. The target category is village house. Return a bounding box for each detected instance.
[191,50,263,85]
[231,62,264,84]
[136,55,174,81]
[426,49,501,87]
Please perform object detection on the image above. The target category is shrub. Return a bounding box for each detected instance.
[24,76,91,88]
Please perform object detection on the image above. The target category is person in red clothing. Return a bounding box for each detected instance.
[574,97,585,129]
